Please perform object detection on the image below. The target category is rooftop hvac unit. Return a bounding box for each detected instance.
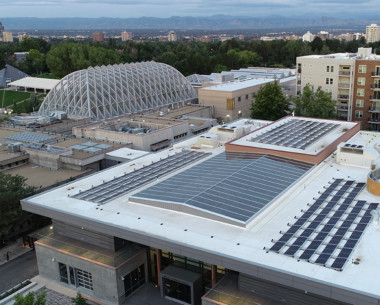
[7,143,22,153]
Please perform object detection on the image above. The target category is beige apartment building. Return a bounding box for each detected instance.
[366,24,380,43]
[198,78,274,122]
[296,51,361,121]
[2,30,13,42]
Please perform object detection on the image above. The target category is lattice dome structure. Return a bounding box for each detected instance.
[38,61,198,120]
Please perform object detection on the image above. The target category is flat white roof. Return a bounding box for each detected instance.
[23,128,380,300]
[200,78,273,92]
[8,77,60,91]
[105,147,149,160]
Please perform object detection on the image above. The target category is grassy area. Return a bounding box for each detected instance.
[0,90,32,108]
[37,73,61,80]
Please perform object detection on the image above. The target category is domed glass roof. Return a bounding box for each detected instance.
[38,61,197,120]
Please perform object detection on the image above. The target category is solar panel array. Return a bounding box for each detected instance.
[6,132,54,143]
[251,119,338,150]
[73,150,210,204]
[70,141,112,153]
[131,152,313,223]
[269,179,377,271]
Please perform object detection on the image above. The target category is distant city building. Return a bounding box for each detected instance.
[260,36,283,41]
[302,31,315,42]
[92,32,105,42]
[285,35,299,41]
[317,30,330,40]
[366,24,380,43]
[238,35,245,40]
[197,36,211,43]
[121,31,132,41]
[337,33,354,42]
[354,32,365,40]
[2,31,13,43]
[0,21,4,32]
[18,34,30,42]
[167,31,177,42]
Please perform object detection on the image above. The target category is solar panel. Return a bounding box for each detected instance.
[6,132,54,143]
[250,118,338,150]
[131,152,313,224]
[269,180,370,271]
[74,150,211,204]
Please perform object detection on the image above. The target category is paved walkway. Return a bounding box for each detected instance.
[0,238,33,266]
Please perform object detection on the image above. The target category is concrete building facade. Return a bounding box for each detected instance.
[168,31,177,42]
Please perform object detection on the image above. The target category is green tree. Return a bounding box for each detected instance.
[0,172,37,241]
[72,292,86,305]
[293,84,337,119]
[311,37,324,53]
[14,291,46,305]
[23,94,40,113]
[24,49,47,75]
[250,81,290,121]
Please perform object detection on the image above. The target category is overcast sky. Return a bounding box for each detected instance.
[0,0,377,18]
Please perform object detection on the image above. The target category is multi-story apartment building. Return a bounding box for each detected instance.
[297,48,380,127]
[296,52,357,121]
[366,24,380,43]
[352,58,380,130]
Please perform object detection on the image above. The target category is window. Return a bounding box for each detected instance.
[226,98,235,110]
[376,66,380,76]
[326,78,329,84]
[330,78,333,85]
[325,89,333,94]
[356,99,364,107]
[58,263,93,291]
[357,77,366,86]
[357,88,365,96]
[331,66,334,72]
[326,78,333,85]
[355,110,363,118]
[245,94,249,99]
[238,96,241,102]
[358,65,367,73]
[123,264,146,297]
[327,66,330,72]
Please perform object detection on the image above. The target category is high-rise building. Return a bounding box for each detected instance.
[121,31,132,41]
[297,47,380,127]
[92,32,104,42]
[0,21,4,32]
[2,31,13,42]
[167,31,177,42]
[366,24,380,43]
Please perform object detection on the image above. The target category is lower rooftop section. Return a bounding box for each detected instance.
[130,152,314,227]
[203,272,350,305]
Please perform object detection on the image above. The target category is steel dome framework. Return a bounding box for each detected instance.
[38,61,197,120]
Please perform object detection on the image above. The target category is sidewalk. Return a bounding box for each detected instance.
[0,238,33,266]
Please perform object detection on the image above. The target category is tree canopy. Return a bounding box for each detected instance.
[250,81,290,121]
[0,172,37,242]
[293,84,338,119]
[14,291,46,305]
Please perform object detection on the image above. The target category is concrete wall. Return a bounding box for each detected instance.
[53,220,119,251]
[35,244,120,305]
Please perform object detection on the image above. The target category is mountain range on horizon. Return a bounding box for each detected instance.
[0,15,379,31]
